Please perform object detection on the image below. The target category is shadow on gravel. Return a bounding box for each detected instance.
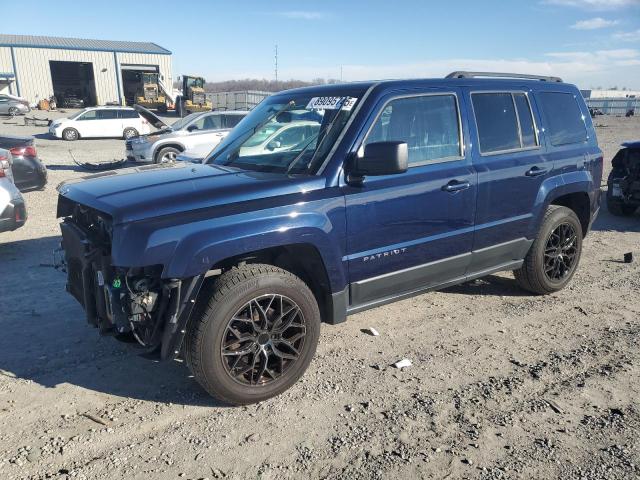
[44,164,86,172]
[442,274,529,297]
[0,236,226,408]
[591,200,640,234]
[33,133,54,140]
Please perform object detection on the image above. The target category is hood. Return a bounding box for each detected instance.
[57,162,325,225]
[0,135,34,149]
[133,104,170,130]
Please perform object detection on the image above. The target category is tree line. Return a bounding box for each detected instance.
[174,78,342,93]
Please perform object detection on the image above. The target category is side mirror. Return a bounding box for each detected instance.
[352,141,408,176]
[187,124,199,132]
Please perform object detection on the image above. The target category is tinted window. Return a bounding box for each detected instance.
[366,94,461,165]
[224,114,243,128]
[97,110,118,120]
[539,92,587,146]
[514,93,537,147]
[472,93,520,153]
[119,109,139,119]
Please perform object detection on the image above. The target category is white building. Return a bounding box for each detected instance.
[0,34,172,106]
[581,89,639,99]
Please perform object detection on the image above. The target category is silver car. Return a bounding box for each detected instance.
[0,95,30,116]
[0,148,27,232]
[125,106,247,164]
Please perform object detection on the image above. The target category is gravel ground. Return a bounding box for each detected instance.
[0,111,639,480]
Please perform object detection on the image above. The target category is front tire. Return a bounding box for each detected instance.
[62,128,79,141]
[185,264,321,405]
[155,146,181,164]
[8,107,18,116]
[514,205,583,295]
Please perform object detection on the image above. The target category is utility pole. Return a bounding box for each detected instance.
[274,44,278,90]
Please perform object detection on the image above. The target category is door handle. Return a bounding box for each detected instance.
[525,166,548,177]
[442,180,471,193]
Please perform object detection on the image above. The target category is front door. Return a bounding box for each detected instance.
[342,89,477,309]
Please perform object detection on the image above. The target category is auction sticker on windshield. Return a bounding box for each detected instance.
[306,97,358,111]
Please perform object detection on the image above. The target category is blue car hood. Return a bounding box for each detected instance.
[57,162,325,225]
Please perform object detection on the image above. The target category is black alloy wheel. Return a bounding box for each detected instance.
[221,294,306,386]
[543,223,578,281]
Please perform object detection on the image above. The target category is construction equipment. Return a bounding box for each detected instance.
[176,75,212,116]
[135,73,169,113]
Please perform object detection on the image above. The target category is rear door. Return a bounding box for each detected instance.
[466,89,551,272]
[343,88,477,308]
[96,109,121,137]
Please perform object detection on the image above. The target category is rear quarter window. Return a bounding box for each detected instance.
[539,92,587,146]
[119,109,139,119]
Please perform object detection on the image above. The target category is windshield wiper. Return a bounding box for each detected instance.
[285,97,349,174]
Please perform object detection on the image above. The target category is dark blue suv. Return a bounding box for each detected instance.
[57,72,602,405]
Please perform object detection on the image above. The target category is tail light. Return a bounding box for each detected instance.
[0,154,9,178]
[10,145,37,157]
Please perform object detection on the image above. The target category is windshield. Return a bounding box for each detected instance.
[68,108,88,120]
[170,112,202,131]
[206,88,365,175]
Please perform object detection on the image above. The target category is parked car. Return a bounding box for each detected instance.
[61,92,85,109]
[56,72,602,405]
[0,135,47,191]
[0,149,27,233]
[0,94,30,116]
[48,106,154,141]
[606,141,640,216]
[125,107,247,164]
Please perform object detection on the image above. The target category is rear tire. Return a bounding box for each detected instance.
[185,264,321,405]
[123,127,139,140]
[62,128,79,141]
[514,205,583,295]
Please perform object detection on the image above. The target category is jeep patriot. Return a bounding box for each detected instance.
[57,72,603,405]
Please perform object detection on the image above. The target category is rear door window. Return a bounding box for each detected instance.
[365,94,462,166]
[472,93,521,153]
[224,114,243,128]
[472,92,540,154]
[97,109,118,120]
[539,92,587,146]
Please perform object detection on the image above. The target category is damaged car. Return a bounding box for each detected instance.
[606,141,640,216]
[57,73,602,405]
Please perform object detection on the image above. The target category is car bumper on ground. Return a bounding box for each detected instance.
[0,192,27,232]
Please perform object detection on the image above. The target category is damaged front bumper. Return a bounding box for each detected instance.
[59,215,203,359]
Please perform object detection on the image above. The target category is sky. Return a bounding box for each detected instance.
[3,0,640,89]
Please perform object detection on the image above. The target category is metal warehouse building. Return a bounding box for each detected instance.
[0,34,172,107]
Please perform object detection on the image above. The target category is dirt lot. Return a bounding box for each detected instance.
[0,112,639,480]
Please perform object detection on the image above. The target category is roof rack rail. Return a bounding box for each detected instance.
[446,71,563,83]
